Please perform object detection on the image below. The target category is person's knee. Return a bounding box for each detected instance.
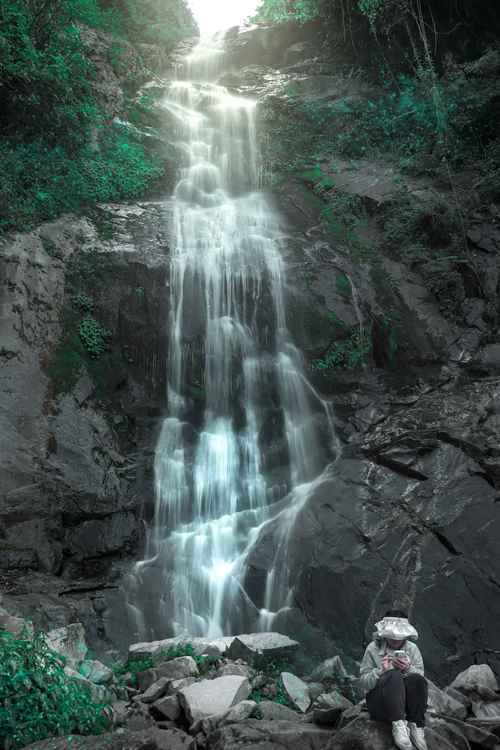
[405,673,427,686]
[380,668,405,686]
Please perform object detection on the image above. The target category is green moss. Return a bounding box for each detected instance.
[47,334,86,395]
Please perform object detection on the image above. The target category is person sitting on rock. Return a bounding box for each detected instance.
[359,609,428,750]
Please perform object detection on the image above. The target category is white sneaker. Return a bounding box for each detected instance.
[408,723,428,750]
[392,720,413,750]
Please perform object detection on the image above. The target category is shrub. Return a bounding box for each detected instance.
[78,316,110,357]
[0,628,109,749]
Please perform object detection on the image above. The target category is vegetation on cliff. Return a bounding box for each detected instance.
[0,0,196,234]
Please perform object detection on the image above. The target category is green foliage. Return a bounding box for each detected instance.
[73,293,94,312]
[112,655,154,688]
[0,628,109,749]
[78,316,110,357]
[0,128,164,233]
[252,0,320,23]
[312,327,371,370]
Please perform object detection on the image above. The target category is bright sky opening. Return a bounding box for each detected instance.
[189,0,260,36]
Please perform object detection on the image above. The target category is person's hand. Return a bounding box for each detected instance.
[382,655,392,671]
[392,655,410,671]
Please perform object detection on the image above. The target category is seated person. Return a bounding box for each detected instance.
[359,609,428,750]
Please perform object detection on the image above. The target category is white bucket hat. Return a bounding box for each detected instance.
[374,616,419,641]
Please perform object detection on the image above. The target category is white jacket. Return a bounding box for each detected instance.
[359,639,425,694]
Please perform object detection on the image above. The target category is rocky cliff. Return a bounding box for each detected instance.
[1,17,500,688]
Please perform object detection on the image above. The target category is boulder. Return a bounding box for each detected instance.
[140,677,170,703]
[310,656,349,682]
[195,699,257,735]
[64,666,111,703]
[23,731,163,750]
[444,716,499,748]
[226,633,299,663]
[218,662,253,679]
[472,701,500,719]
[155,656,199,680]
[179,675,251,723]
[168,677,197,694]
[427,679,468,719]
[315,690,353,712]
[450,665,499,700]
[46,623,88,666]
[79,659,114,685]
[258,700,302,722]
[328,714,464,750]
[208,719,332,750]
[281,672,311,713]
[129,636,233,660]
[151,694,181,722]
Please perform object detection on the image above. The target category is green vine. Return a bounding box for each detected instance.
[78,316,110,357]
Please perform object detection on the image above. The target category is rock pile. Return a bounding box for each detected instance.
[9,621,500,750]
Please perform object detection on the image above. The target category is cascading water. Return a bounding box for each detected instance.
[127,36,336,640]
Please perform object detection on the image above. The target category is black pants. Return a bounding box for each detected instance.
[366,670,428,727]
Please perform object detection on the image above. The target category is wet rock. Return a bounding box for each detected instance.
[46,623,88,666]
[179,675,251,723]
[450,665,499,699]
[208,719,331,750]
[79,659,114,685]
[227,632,299,663]
[281,672,311,713]
[140,677,171,703]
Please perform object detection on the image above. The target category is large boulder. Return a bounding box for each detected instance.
[227,633,299,663]
[259,701,302,722]
[179,675,251,723]
[450,665,499,700]
[281,672,311,713]
[79,659,114,685]
[328,714,468,750]
[154,656,199,680]
[428,679,468,720]
[129,636,233,660]
[207,719,332,750]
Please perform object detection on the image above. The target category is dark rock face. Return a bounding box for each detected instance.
[0,202,170,653]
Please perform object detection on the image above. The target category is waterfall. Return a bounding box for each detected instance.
[127,37,336,640]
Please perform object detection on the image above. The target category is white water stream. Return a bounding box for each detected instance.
[127,37,335,639]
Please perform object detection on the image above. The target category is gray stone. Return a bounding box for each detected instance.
[444,716,499,748]
[129,636,233,660]
[151,694,181,722]
[428,679,468,719]
[218,662,253,679]
[179,675,251,723]
[258,700,302,722]
[79,658,114,685]
[472,701,500,719]
[153,728,195,750]
[64,666,112,704]
[168,677,197,694]
[155,656,199,680]
[46,623,88,666]
[209,719,331,750]
[281,672,311,713]
[195,699,257,735]
[427,717,471,750]
[450,665,499,699]
[329,714,465,750]
[226,633,299,663]
[140,677,170,703]
[444,686,471,709]
[310,656,349,682]
[307,683,326,702]
[315,690,353,712]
